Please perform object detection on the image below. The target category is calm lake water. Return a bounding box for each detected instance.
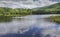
[0,15,60,37]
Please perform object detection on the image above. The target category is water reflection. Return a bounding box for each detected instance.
[0,16,12,22]
[0,15,60,37]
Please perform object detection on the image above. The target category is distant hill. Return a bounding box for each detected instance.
[32,3,60,14]
[0,3,60,16]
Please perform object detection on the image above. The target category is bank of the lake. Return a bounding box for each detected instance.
[50,16,60,24]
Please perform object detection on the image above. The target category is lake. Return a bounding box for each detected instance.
[0,15,60,37]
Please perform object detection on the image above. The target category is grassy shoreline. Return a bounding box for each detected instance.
[49,16,60,23]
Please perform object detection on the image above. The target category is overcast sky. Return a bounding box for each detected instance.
[0,0,59,8]
[0,0,60,2]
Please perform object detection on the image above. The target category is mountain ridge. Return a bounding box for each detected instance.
[32,3,60,14]
[0,3,59,16]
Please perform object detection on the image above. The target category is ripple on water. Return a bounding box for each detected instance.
[0,15,60,37]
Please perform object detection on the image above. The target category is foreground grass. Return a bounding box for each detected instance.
[50,16,60,23]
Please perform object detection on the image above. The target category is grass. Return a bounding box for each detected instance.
[50,16,60,24]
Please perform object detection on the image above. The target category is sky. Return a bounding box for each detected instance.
[0,0,60,8]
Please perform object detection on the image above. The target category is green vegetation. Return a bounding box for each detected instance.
[50,16,60,23]
[0,7,32,16]
[0,3,60,16]
[32,3,60,14]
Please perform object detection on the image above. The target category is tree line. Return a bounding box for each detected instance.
[0,7,60,16]
[0,7,32,16]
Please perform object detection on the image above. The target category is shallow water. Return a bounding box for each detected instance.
[0,15,60,37]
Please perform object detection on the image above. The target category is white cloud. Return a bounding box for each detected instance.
[0,15,60,36]
[0,0,58,8]
[0,18,36,34]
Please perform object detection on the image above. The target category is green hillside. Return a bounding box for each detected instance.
[0,3,60,16]
[32,3,60,14]
[0,7,32,16]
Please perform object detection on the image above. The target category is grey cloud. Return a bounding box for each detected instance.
[0,0,28,1]
[0,0,58,8]
[50,0,60,2]
[0,0,60,1]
